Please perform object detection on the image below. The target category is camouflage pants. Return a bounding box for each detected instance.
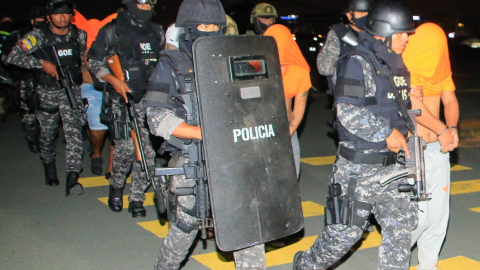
[35,85,86,172]
[154,154,266,270]
[19,80,39,141]
[109,98,155,202]
[297,156,418,270]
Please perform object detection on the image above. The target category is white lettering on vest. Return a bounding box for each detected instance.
[140,43,152,51]
[57,49,73,57]
[233,124,276,143]
[393,76,407,87]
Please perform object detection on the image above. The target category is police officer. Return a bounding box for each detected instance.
[144,0,267,268]
[247,2,277,35]
[14,6,47,153]
[317,0,373,93]
[87,0,164,217]
[293,1,454,269]
[6,0,87,195]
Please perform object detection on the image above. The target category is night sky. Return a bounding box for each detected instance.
[4,0,480,35]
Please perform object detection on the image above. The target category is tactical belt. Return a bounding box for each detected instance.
[339,145,396,166]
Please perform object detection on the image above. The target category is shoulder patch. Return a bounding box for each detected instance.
[27,35,37,47]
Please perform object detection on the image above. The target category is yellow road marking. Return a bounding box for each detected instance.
[193,227,382,269]
[137,220,170,238]
[79,176,131,188]
[410,256,480,270]
[301,156,336,166]
[451,180,480,195]
[451,165,472,171]
[98,192,155,208]
[302,201,324,217]
[469,207,480,213]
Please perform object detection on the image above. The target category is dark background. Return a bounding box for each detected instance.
[3,0,480,37]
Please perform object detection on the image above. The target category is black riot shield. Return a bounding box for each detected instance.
[193,35,304,251]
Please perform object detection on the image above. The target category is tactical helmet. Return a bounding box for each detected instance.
[122,0,157,5]
[176,0,226,27]
[28,6,46,20]
[344,0,374,12]
[224,15,239,35]
[250,3,278,24]
[45,0,75,15]
[365,0,414,37]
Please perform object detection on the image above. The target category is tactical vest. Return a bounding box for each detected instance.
[334,40,411,150]
[163,50,197,125]
[326,23,359,95]
[103,19,162,100]
[33,24,82,86]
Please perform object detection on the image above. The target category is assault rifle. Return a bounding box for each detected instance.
[378,109,431,201]
[106,55,153,188]
[51,44,80,119]
[154,91,213,240]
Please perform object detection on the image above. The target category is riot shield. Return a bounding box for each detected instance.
[193,35,304,251]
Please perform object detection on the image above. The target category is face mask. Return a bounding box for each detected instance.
[352,16,367,31]
[128,4,153,22]
[254,18,270,35]
[191,27,223,40]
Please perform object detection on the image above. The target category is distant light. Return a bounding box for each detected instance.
[318,34,323,38]
[313,37,318,41]
[293,37,296,41]
[413,15,420,21]
[458,23,464,27]
[319,43,324,47]
[280,14,298,21]
[292,34,296,37]
[448,32,456,38]
[309,47,317,52]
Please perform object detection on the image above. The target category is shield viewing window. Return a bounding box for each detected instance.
[229,56,268,81]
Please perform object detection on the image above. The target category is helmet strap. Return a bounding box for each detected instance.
[48,15,70,29]
[383,36,393,50]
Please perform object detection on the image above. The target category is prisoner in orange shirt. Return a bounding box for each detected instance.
[265,24,312,178]
[402,22,459,270]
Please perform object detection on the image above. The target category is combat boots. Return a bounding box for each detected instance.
[108,185,123,212]
[128,201,146,218]
[66,171,83,196]
[43,162,59,186]
[26,138,39,153]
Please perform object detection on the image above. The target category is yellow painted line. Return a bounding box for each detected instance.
[451,179,480,195]
[301,156,336,166]
[98,192,155,208]
[451,165,472,171]
[79,176,131,188]
[470,207,480,213]
[302,201,324,217]
[410,256,480,270]
[193,227,381,269]
[137,220,170,238]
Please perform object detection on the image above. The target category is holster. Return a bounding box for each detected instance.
[325,177,372,231]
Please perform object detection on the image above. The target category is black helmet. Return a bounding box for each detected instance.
[28,6,46,20]
[345,0,374,12]
[45,0,75,15]
[365,0,414,37]
[122,0,157,5]
[175,0,226,27]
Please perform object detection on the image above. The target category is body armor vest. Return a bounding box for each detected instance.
[162,50,197,125]
[334,35,411,150]
[33,24,82,86]
[104,18,162,99]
